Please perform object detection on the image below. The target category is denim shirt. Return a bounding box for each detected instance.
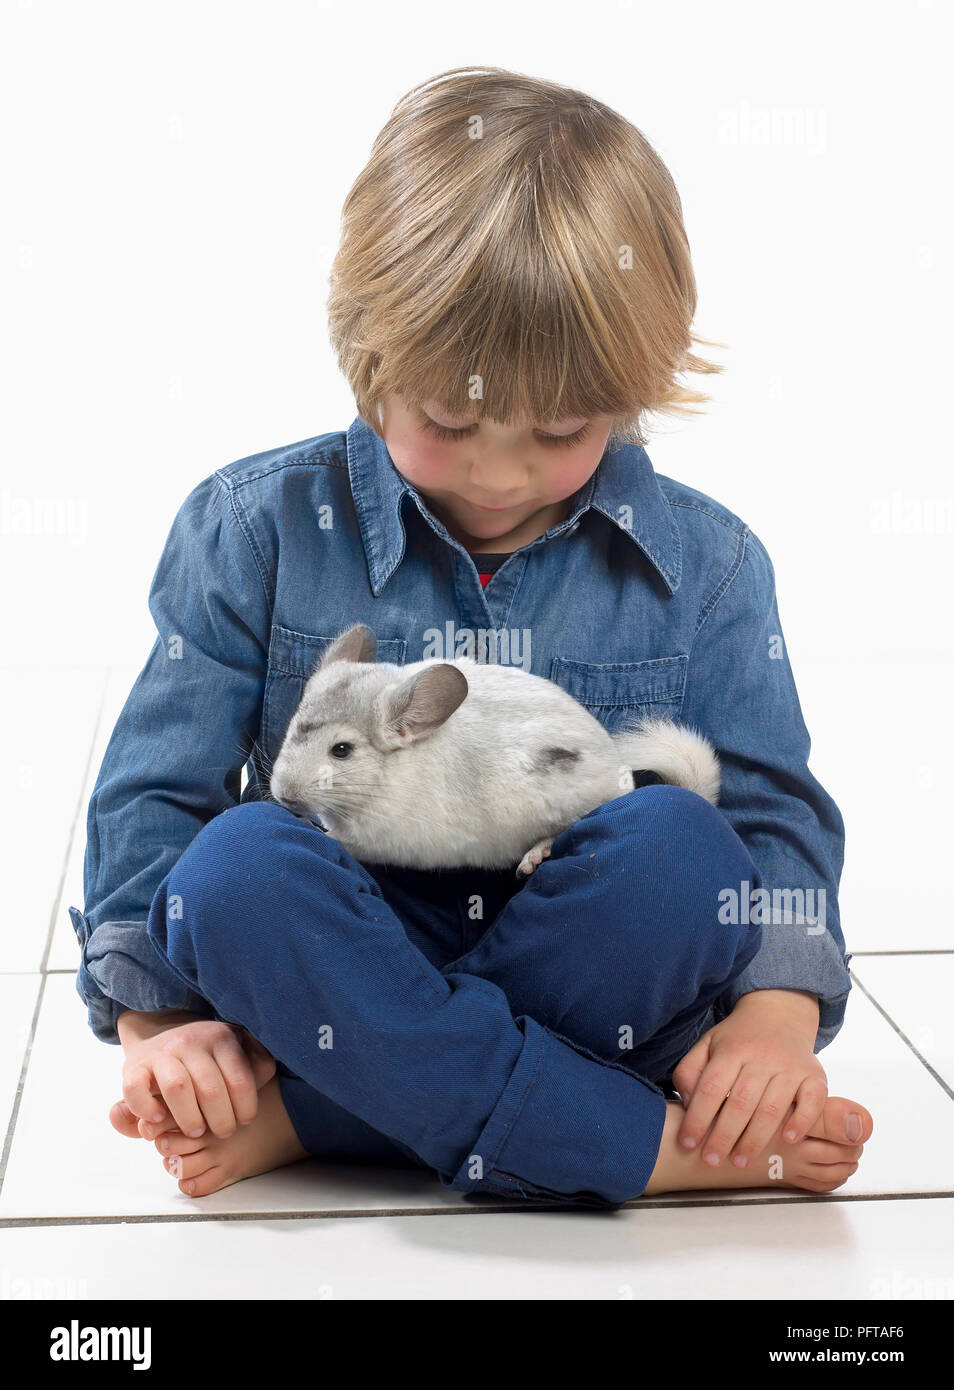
[70,414,852,1051]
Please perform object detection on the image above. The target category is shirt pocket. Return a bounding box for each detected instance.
[262,623,408,761]
[547,653,688,733]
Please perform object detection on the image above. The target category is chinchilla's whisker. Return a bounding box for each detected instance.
[250,739,275,775]
[301,782,455,834]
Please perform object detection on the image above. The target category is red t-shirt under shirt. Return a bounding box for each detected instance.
[468,551,511,589]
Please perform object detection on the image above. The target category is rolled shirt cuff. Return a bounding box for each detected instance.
[715,917,853,1051]
[69,906,215,1045]
[443,1016,668,1208]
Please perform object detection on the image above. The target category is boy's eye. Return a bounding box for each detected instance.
[537,423,590,448]
[419,416,478,443]
[418,411,590,449]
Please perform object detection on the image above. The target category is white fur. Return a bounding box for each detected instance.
[270,625,721,872]
[611,715,721,806]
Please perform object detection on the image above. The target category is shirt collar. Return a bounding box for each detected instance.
[346,413,682,597]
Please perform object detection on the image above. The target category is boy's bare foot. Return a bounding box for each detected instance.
[157,1074,309,1196]
[642,1094,874,1197]
[111,1075,309,1197]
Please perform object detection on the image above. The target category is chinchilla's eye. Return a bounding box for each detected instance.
[329,742,353,759]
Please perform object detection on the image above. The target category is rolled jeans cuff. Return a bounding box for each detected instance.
[444,1016,668,1208]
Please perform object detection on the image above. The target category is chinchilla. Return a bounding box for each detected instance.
[269,623,720,876]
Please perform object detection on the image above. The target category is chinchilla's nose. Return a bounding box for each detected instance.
[274,788,311,817]
[270,774,307,816]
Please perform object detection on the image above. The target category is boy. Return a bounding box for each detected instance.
[78,67,871,1205]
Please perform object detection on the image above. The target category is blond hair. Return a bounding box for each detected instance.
[327,66,724,448]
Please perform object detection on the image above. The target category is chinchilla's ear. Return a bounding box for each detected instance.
[379,664,469,747]
[318,623,377,672]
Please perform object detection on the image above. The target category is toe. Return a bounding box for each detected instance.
[798,1137,865,1165]
[180,1165,228,1197]
[155,1131,206,1157]
[798,1164,857,1194]
[168,1149,219,1181]
[807,1159,859,1192]
[812,1097,874,1146]
[109,1101,143,1138]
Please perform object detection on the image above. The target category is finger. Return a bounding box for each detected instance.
[727,1076,798,1169]
[182,1050,239,1138]
[212,1033,263,1125]
[240,1032,277,1092]
[138,1112,182,1141]
[122,1062,168,1126]
[151,1055,207,1138]
[671,1034,712,1110]
[698,1065,771,1167]
[676,1057,744,1151]
[781,1075,829,1144]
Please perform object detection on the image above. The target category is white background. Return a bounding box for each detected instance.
[2,0,951,948]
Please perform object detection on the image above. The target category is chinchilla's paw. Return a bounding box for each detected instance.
[515,837,554,878]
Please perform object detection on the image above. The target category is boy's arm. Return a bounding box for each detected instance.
[678,524,852,1052]
[71,473,271,1045]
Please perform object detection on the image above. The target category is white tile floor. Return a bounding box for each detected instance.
[2,666,952,1299]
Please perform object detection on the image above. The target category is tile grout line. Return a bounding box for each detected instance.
[1,1189,952,1230]
[850,949,954,956]
[39,666,110,976]
[0,975,50,1200]
[849,970,954,1103]
[0,669,110,1201]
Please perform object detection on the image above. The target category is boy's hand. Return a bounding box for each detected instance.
[113,1015,276,1141]
[671,989,826,1169]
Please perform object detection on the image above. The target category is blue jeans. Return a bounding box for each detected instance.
[145,784,763,1207]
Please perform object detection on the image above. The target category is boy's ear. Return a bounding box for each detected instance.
[380,665,469,746]
[319,623,377,671]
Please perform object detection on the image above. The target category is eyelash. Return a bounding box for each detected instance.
[419,415,591,449]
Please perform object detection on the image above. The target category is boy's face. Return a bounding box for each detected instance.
[376,394,613,551]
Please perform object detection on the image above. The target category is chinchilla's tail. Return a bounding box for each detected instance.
[610,716,721,805]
